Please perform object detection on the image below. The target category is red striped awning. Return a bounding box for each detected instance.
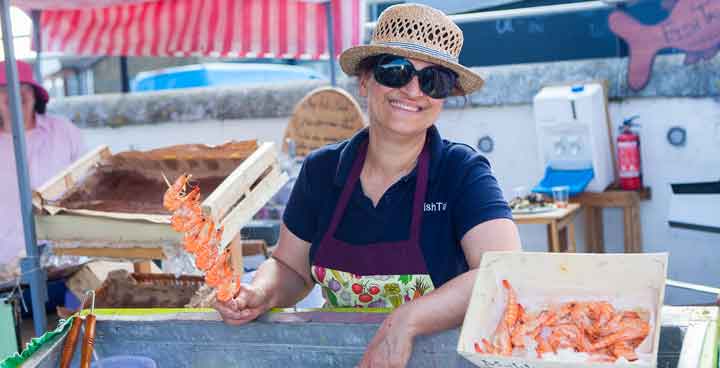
[36,0,364,60]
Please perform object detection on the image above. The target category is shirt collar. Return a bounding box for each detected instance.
[0,113,44,137]
[333,125,444,187]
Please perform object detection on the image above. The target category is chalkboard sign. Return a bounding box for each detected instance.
[371,0,674,67]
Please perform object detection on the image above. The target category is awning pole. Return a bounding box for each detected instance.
[31,10,41,81]
[1,0,48,337]
[324,1,336,86]
[120,56,130,93]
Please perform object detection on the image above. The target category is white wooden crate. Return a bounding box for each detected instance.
[457,251,668,368]
[34,141,288,251]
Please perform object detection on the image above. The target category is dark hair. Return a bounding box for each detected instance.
[357,54,384,75]
[32,86,46,114]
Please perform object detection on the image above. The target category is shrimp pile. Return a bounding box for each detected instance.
[474,280,651,363]
[163,174,241,302]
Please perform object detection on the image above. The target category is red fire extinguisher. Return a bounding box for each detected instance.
[617,116,642,190]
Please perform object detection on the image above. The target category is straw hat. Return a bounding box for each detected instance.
[339,3,483,96]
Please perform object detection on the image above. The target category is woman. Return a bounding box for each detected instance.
[0,60,86,280]
[215,4,521,367]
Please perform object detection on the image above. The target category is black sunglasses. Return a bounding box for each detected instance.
[373,55,458,99]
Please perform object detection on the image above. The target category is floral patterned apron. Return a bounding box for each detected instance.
[311,139,435,308]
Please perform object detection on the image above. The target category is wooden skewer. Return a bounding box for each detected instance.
[80,290,97,368]
[59,316,83,368]
[161,171,171,188]
[80,314,97,368]
[59,289,98,368]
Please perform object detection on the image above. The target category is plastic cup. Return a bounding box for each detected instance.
[513,186,528,199]
[551,186,570,208]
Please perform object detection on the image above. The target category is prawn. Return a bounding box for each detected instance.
[216,275,242,302]
[472,284,651,363]
[534,335,553,358]
[185,221,215,253]
[170,187,201,229]
[486,279,519,356]
[476,338,496,355]
[500,279,520,329]
[165,175,239,304]
[182,218,207,252]
[493,326,513,356]
[205,247,232,288]
[510,321,527,348]
[177,211,205,233]
[162,174,191,211]
[194,241,218,271]
[590,318,649,351]
[589,301,615,335]
[612,341,639,362]
[527,310,556,338]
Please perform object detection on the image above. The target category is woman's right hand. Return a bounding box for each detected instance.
[213,284,271,325]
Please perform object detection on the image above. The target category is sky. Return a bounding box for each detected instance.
[0,7,36,61]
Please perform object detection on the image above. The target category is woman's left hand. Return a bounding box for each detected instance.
[357,308,417,368]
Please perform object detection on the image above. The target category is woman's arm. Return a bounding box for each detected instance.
[214,224,314,324]
[401,218,521,335]
[258,224,315,307]
[358,218,521,367]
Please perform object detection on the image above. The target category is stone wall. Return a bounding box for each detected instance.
[48,54,720,128]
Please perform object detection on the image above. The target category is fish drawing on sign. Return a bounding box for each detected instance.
[608,0,720,90]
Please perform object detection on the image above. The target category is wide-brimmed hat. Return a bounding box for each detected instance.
[339,3,483,96]
[0,60,49,104]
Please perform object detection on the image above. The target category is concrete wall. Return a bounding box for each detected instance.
[436,98,720,307]
[52,54,720,306]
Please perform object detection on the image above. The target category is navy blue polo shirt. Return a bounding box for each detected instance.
[282,126,512,288]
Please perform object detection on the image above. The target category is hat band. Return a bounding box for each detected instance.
[373,41,459,63]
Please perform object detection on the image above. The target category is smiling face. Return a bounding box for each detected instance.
[359,57,445,138]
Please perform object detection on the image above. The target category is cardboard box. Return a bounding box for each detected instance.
[458,251,668,368]
[66,261,160,299]
[33,141,288,250]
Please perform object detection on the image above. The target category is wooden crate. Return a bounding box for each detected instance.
[65,261,161,300]
[457,252,668,368]
[33,141,288,252]
[80,271,206,309]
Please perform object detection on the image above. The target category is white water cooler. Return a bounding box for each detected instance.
[532,83,615,195]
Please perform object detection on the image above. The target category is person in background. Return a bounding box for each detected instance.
[0,60,85,281]
[215,3,521,367]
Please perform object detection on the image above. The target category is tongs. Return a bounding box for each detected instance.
[59,290,97,368]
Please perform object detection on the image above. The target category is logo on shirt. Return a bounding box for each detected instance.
[423,202,447,212]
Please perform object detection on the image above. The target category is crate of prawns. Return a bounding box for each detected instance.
[458,251,668,367]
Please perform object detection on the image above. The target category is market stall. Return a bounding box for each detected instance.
[9,307,718,368]
[2,0,364,337]
[4,252,719,368]
[3,1,719,367]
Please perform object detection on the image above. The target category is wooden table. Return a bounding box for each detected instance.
[512,203,582,252]
[571,187,651,253]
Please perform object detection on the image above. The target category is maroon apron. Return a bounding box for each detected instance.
[310,139,435,308]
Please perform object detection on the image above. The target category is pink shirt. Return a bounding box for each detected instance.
[0,114,85,265]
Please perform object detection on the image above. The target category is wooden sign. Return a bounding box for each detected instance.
[609,0,720,91]
[282,87,365,158]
